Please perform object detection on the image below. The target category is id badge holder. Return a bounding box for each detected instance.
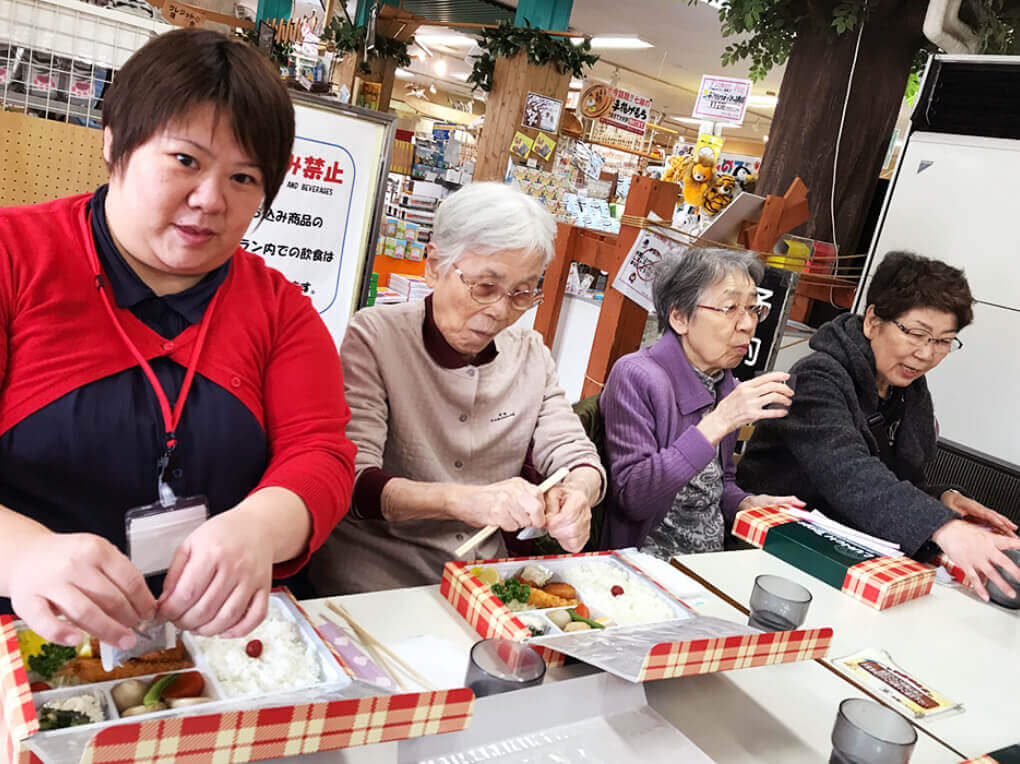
[125,493,209,577]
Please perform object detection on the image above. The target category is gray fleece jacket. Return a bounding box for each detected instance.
[736,313,956,556]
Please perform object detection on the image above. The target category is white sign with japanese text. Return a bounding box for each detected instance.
[242,100,389,345]
[611,231,678,311]
[602,88,652,135]
[692,75,752,124]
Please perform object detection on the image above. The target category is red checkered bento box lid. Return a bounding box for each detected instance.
[1,589,473,764]
[441,550,832,683]
[732,506,950,610]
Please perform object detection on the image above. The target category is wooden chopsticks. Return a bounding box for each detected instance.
[322,601,437,692]
[453,467,570,558]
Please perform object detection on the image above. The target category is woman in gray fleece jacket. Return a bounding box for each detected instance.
[738,251,1020,601]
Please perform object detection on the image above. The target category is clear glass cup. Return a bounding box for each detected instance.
[464,638,546,698]
[747,573,812,631]
[830,698,917,763]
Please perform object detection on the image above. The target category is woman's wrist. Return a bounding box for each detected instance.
[696,410,730,446]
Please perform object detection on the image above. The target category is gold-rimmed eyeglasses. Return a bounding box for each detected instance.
[455,267,544,310]
[696,303,771,323]
[892,320,962,353]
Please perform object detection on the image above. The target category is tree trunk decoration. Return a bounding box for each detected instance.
[757,0,928,255]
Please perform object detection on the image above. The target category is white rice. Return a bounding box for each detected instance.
[192,602,323,697]
[41,693,104,724]
[559,562,678,626]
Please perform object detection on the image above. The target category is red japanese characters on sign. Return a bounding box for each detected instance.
[287,154,345,184]
[600,88,652,136]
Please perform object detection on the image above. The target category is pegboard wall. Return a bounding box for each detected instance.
[0,109,108,206]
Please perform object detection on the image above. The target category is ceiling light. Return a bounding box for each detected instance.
[570,36,653,49]
[395,68,415,80]
[414,31,476,48]
[451,71,470,81]
[763,135,769,142]
[569,78,584,90]
[433,59,447,77]
[748,94,779,107]
[415,40,433,58]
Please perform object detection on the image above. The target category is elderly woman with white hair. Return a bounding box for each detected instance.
[601,247,803,558]
[307,182,605,594]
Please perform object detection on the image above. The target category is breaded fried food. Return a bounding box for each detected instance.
[541,582,577,600]
[54,642,192,684]
[526,588,578,609]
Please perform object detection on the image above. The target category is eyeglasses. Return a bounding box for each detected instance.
[696,303,771,323]
[455,267,544,310]
[892,320,963,353]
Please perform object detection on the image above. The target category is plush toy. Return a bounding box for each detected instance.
[732,164,758,195]
[701,173,737,217]
[662,155,686,184]
[680,146,717,208]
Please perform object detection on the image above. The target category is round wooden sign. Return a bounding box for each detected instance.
[579,83,613,119]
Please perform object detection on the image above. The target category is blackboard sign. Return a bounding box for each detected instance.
[733,265,799,382]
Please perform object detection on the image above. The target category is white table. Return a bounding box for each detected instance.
[281,572,958,763]
[674,548,1020,760]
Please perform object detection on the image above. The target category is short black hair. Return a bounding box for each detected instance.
[102,28,294,217]
[866,251,974,330]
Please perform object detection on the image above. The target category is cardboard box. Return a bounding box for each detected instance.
[2,590,473,763]
[733,506,935,610]
[442,551,832,682]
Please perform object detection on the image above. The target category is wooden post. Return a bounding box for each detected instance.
[330,52,360,98]
[474,51,570,181]
[581,176,680,399]
[532,222,576,348]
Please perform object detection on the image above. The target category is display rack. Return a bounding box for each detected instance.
[0,0,173,126]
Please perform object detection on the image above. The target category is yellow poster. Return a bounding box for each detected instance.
[695,133,725,162]
[532,132,556,162]
[509,131,534,161]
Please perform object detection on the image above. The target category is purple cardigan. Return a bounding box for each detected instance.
[600,332,749,550]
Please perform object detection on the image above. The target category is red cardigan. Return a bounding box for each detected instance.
[0,194,356,575]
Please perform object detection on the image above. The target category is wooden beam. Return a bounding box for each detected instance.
[532,223,576,348]
[581,176,679,398]
[473,50,570,181]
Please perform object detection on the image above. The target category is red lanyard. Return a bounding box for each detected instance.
[82,209,221,461]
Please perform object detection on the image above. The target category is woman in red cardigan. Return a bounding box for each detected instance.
[0,30,355,648]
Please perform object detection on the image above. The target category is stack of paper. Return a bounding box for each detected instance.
[784,508,902,558]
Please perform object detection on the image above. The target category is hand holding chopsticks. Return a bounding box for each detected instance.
[453,467,570,558]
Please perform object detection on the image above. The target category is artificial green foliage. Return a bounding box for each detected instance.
[240,27,293,68]
[467,21,599,92]
[697,0,1020,82]
[320,15,413,74]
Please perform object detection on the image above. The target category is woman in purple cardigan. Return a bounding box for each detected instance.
[601,247,803,557]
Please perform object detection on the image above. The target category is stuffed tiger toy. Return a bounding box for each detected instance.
[701,173,737,216]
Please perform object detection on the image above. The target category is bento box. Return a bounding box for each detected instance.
[733,506,937,610]
[442,550,833,683]
[1,589,473,764]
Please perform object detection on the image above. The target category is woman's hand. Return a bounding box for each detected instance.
[445,478,547,531]
[544,468,601,552]
[156,510,272,638]
[738,494,806,512]
[931,519,1020,602]
[941,490,1018,536]
[9,532,155,648]
[697,372,794,446]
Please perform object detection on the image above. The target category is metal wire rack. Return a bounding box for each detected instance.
[0,0,173,127]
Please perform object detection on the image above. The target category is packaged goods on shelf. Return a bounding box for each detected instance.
[388,273,432,302]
